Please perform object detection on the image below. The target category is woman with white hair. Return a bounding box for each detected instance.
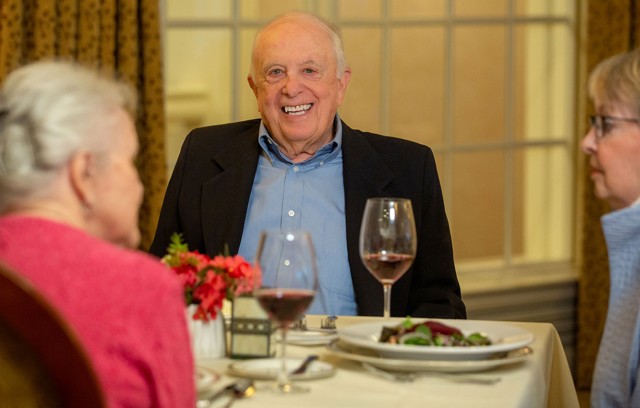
[582,48,640,407]
[0,61,195,407]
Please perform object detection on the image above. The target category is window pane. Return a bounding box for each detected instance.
[165,29,231,172]
[512,146,572,263]
[514,24,573,141]
[163,0,577,272]
[389,0,446,19]
[165,0,231,20]
[338,0,382,19]
[389,26,445,147]
[451,151,505,261]
[239,27,260,121]
[455,0,507,17]
[453,25,506,144]
[515,0,575,17]
[340,27,382,133]
[240,0,306,19]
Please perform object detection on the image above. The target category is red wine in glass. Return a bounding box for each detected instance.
[359,198,417,319]
[256,288,315,325]
[254,229,318,394]
[362,253,415,285]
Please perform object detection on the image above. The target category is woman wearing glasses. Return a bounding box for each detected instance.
[582,48,640,407]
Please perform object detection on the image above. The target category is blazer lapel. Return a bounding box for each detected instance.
[341,122,396,313]
[201,124,260,256]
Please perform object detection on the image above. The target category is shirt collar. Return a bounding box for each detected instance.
[258,115,343,166]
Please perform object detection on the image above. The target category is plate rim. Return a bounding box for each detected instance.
[285,330,339,346]
[195,365,220,391]
[324,340,532,373]
[227,357,335,381]
[337,319,534,359]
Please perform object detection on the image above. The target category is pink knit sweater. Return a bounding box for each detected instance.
[0,215,195,407]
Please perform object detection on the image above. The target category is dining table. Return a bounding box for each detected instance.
[196,315,580,408]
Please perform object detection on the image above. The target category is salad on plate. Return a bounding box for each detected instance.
[380,317,492,347]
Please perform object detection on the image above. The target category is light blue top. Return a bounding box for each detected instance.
[591,202,640,407]
[237,117,357,316]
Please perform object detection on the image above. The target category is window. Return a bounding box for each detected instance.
[162,0,578,289]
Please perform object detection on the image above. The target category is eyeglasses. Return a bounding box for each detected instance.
[589,115,640,141]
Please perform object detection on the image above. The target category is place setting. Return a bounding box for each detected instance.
[189,198,570,407]
[325,318,535,374]
[322,198,536,379]
[229,229,335,394]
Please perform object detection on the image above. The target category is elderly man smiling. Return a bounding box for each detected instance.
[151,11,466,319]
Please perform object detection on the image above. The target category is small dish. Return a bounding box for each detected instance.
[285,330,338,346]
[195,365,220,393]
[227,357,335,381]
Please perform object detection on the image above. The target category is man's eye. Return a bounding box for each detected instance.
[268,68,283,76]
[303,68,315,74]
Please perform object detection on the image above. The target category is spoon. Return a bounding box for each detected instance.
[222,379,255,408]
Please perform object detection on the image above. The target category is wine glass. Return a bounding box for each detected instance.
[359,198,417,319]
[254,229,318,393]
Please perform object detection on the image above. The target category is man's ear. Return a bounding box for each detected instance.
[336,67,352,106]
[248,75,259,98]
[68,151,95,210]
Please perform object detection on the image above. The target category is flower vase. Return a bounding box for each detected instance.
[187,305,226,360]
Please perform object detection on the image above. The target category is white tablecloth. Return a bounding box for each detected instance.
[198,315,579,408]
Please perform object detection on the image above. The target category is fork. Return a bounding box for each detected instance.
[361,362,501,385]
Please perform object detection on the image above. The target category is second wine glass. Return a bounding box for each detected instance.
[359,198,417,319]
[254,229,318,393]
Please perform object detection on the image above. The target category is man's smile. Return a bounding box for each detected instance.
[283,103,312,115]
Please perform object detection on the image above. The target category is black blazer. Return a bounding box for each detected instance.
[150,119,466,318]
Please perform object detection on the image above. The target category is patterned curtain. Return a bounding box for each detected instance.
[0,0,166,251]
[577,0,640,389]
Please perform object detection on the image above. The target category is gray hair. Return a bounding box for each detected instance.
[0,60,137,211]
[248,11,348,81]
[588,48,640,115]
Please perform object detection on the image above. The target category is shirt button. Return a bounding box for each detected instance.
[284,259,291,266]
[293,166,299,172]
[288,210,295,217]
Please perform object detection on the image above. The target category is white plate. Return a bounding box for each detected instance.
[195,365,220,393]
[337,320,534,360]
[284,330,339,346]
[228,357,335,381]
[325,340,532,373]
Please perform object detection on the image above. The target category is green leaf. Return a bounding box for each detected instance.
[167,232,189,255]
[415,324,433,339]
[403,336,431,346]
[402,316,413,329]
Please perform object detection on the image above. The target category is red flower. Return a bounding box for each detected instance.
[161,233,260,321]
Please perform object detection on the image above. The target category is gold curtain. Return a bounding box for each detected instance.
[577,0,640,389]
[0,0,166,251]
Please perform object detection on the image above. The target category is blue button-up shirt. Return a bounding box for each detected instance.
[237,118,357,315]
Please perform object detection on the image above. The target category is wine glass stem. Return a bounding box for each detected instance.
[383,283,392,319]
[277,325,290,391]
